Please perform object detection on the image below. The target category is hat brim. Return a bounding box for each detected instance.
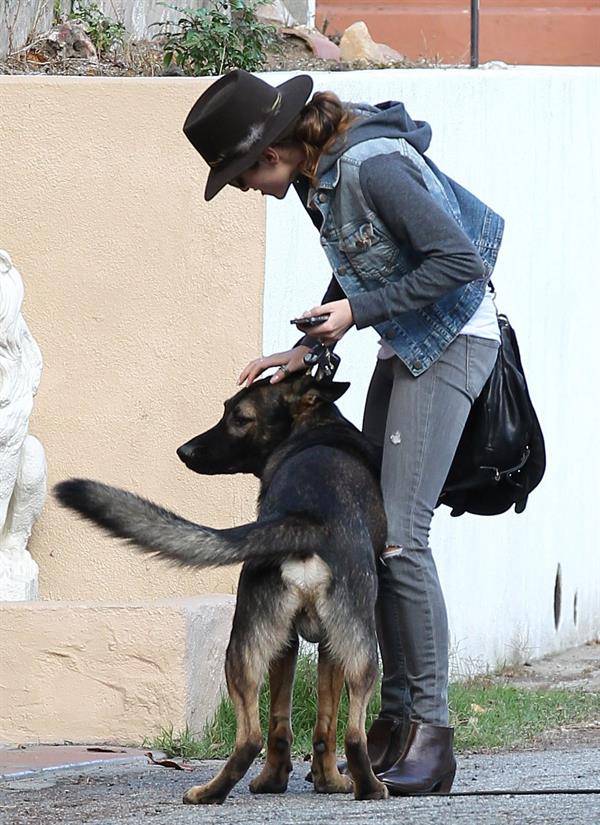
[204,74,313,201]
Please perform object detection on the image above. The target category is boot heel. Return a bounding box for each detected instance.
[433,766,456,794]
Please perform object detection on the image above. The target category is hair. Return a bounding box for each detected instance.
[275,91,357,186]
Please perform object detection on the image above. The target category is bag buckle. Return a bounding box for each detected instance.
[481,446,531,483]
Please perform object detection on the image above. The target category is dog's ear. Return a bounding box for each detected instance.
[317,380,350,403]
[300,379,350,405]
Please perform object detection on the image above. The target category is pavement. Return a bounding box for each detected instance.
[1,642,599,825]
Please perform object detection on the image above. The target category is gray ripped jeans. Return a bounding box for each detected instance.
[362,335,499,725]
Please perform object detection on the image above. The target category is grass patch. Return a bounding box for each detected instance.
[143,724,207,760]
[451,679,599,751]
[146,654,599,759]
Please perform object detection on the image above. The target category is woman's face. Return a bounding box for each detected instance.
[231,146,305,199]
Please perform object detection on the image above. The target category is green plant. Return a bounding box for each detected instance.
[68,1,126,58]
[154,0,277,76]
[144,724,207,760]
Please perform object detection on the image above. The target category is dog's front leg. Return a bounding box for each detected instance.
[310,646,353,795]
[183,644,263,805]
[249,636,299,795]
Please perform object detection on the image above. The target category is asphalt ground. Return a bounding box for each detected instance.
[2,742,600,825]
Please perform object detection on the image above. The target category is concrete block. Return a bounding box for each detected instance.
[0,595,235,745]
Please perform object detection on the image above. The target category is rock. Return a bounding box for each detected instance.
[378,42,406,64]
[256,0,298,27]
[480,60,510,70]
[47,21,98,62]
[162,63,186,77]
[282,27,340,61]
[339,21,404,66]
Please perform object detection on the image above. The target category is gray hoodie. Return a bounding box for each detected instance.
[294,101,487,335]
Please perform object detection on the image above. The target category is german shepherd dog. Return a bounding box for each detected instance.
[55,372,389,805]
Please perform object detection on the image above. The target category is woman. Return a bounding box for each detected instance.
[182,69,503,795]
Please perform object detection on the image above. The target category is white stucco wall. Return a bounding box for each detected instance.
[261,67,600,674]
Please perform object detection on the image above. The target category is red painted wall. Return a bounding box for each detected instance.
[316,1,600,66]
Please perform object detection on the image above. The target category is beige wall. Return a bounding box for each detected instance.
[0,77,265,601]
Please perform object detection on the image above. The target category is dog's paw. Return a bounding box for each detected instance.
[313,773,354,795]
[183,784,228,805]
[354,779,389,801]
[249,775,289,794]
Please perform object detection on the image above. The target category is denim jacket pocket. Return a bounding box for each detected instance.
[337,221,399,282]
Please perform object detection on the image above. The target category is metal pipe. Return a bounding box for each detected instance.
[470,0,480,68]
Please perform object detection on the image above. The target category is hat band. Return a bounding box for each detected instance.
[207,92,284,170]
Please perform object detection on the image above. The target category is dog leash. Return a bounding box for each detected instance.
[426,787,600,797]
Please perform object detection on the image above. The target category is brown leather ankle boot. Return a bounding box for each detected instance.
[366,717,410,774]
[377,721,456,795]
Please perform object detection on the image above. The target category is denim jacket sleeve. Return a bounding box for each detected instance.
[348,153,485,329]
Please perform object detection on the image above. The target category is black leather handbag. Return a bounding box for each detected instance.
[438,314,546,517]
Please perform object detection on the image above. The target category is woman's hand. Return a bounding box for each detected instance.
[238,345,312,387]
[297,299,354,345]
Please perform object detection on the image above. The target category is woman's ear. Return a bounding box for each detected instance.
[261,146,280,166]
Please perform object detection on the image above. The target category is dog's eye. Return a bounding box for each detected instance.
[232,413,253,426]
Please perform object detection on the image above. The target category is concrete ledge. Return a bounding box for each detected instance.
[0,595,235,745]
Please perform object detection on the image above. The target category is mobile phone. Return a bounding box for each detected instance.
[290,314,330,328]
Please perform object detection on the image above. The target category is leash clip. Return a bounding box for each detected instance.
[303,343,340,381]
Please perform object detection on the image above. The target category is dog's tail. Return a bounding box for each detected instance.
[54,478,323,568]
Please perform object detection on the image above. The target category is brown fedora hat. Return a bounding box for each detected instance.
[183,70,313,201]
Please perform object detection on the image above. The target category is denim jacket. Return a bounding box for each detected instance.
[306,110,505,377]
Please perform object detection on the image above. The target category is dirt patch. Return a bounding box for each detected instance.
[529,722,600,751]
[488,640,600,753]
[0,32,435,77]
[0,39,165,76]
[492,639,600,693]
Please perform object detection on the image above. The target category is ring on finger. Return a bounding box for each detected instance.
[278,365,290,375]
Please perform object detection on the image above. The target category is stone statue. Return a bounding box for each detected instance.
[0,250,46,601]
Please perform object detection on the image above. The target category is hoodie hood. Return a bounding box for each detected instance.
[317,101,432,178]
